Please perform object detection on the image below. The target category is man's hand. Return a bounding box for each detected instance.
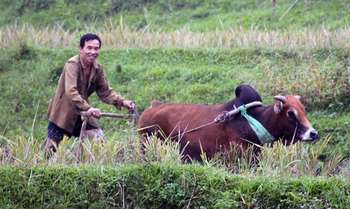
[122,100,136,111]
[86,107,102,118]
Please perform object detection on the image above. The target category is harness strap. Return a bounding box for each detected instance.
[238,105,274,144]
[169,120,217,140]
[151,101,273,144]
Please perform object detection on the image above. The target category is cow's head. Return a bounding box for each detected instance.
[273,95,319,144]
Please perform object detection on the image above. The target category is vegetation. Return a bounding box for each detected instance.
[1,164,350,208]
[1,0,350,207]
[0,45,349,159]
[2,24,350,50]
[1,131,348,176]
[1,0,350,31]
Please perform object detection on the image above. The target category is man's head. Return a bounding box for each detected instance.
[79,33,102,66]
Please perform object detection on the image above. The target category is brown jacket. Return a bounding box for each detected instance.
[48,55,124,134]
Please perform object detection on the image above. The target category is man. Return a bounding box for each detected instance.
[45,33,135,153]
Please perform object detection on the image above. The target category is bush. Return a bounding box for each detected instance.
[0,164,349,208]
[0,42,36,72]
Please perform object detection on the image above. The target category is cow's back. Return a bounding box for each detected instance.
[139,103,222,136]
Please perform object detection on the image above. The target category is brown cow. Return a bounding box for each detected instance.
[138,85,319,161]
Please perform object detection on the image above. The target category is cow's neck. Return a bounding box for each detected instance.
[252,105,281,141]
[225,101,282,144]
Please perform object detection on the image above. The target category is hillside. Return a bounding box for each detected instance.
[1,0,350,31]
[0,0,349,157]
[1,1,350,207]
[0,45,349,158]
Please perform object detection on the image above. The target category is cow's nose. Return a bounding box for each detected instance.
[310,130,319,140]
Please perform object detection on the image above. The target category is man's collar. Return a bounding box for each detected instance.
[79,55,98,69]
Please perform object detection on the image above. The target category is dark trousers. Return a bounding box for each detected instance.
[47,118,96,143]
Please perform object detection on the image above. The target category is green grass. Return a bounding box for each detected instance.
[1,1,350,206]
[311,111,350,158]
[1,0,350,31]
[0,45,349,158]
[0,164,349,208]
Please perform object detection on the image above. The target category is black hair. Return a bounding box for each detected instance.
[80,33,102,48]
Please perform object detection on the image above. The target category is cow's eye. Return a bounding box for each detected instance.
[287,110,297,121]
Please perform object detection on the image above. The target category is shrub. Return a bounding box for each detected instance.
[0,165,349,208]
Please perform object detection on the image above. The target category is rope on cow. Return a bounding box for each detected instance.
[216,101,274,144]
[238,105,275,144]
[168,101,266,140]
[169,120,218,140]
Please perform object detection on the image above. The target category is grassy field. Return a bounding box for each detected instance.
[0,1,350,204]
[0,44,349,161]
[2,165,349,208]
[1,0,350,31]
[1,1,350,207]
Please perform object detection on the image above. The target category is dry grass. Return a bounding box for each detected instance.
[256,136,341,177]
[1,24,350,49]
[200,136,347,178]
[258,58,350,109]
[0,133,348,178]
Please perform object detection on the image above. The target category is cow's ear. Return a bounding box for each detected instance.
[273,101,283,114]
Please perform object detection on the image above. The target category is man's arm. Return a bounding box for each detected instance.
[64,62,91,111]
[95,67,126,108]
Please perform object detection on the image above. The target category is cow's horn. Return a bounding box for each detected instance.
[274,95,287,103]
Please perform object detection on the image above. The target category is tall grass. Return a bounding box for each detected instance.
[1,24,350,49]
[258,58,350,109]
[0,133,348,178]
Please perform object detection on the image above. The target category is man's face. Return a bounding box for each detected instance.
[80,39,100,65]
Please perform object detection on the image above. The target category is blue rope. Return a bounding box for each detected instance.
[239,105,274,144]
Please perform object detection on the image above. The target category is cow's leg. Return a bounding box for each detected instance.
[140,132,149,156]
[139,126,164,159]
[251,146,262,166]
[180,140,204,163]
